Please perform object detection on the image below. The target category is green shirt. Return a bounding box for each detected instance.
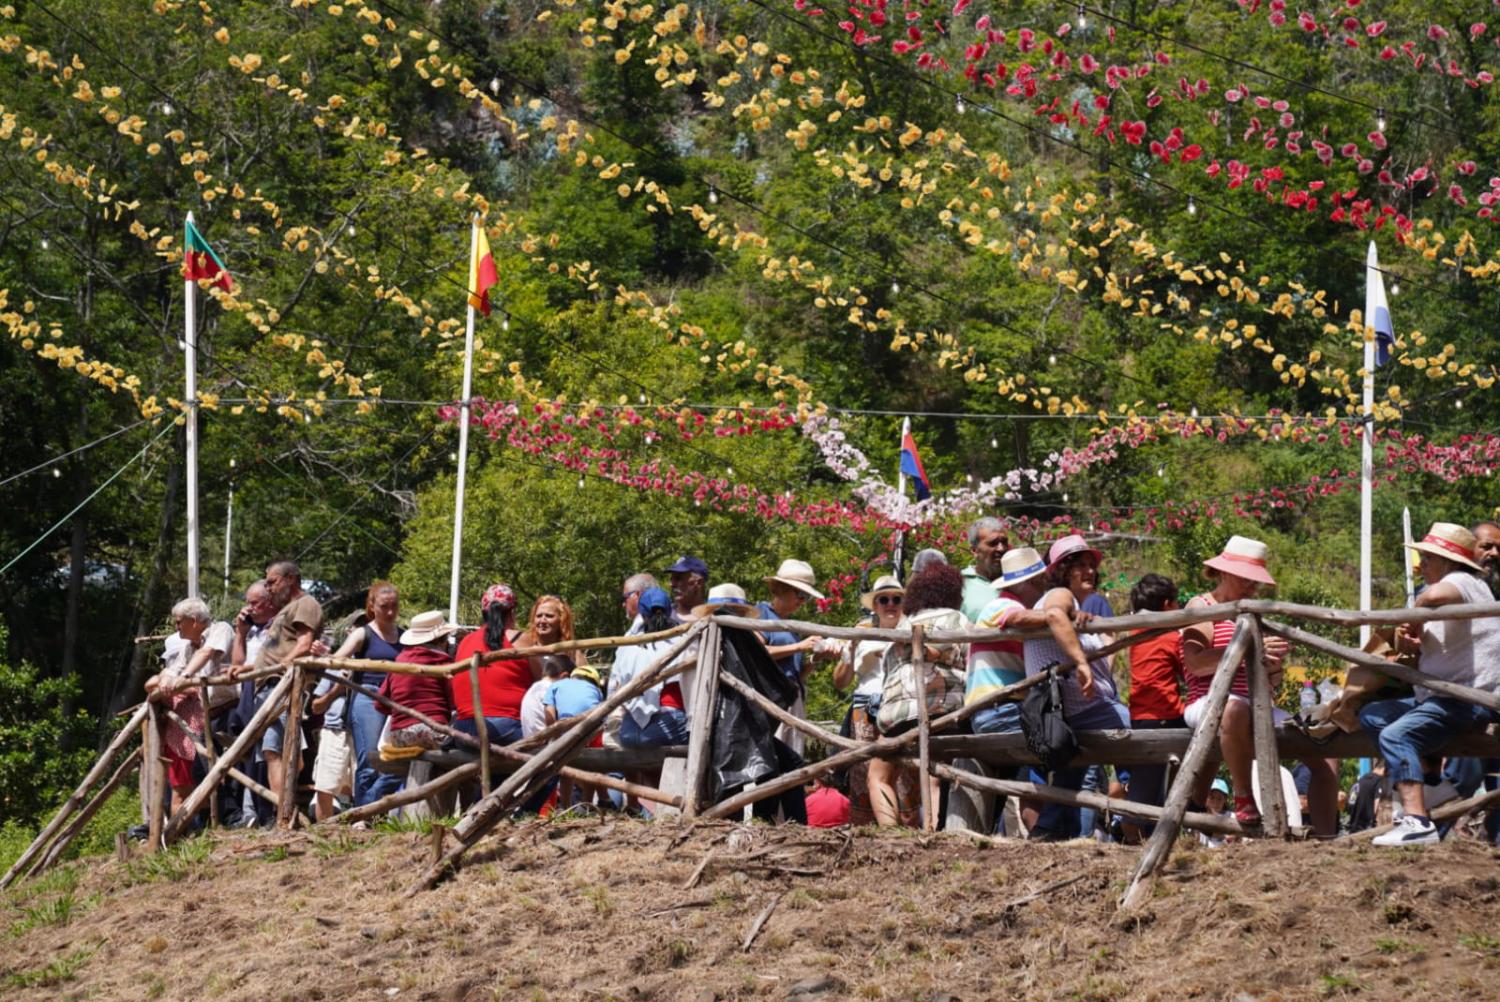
[960,565,1000,624]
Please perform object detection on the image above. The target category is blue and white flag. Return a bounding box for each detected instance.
[1365,241,1395,368]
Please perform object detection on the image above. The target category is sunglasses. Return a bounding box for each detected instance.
[875,595,903,606]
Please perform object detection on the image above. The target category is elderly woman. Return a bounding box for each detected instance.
[327,581,403,807]
[378,610,457,751]
[1359,523,1500,846]
[1183,536,1338,835]
[145,598,235,813]
[1021,535,1129,840]
[833,574,918,827]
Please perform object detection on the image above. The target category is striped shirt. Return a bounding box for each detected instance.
[1184,616,1250,704]
[966,593,1027,706]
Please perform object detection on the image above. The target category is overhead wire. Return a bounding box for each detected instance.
[0,417,154,488]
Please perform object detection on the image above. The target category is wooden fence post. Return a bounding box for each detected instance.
[469,655,489,798]
[681,621,722,819]
[30,747,144,878]
[1246,617,1288,838]
[145,705,167,851]
[199,681,218,829]
[1121,614,1256,911]
[277,666,307,829]
[911,624,935,832]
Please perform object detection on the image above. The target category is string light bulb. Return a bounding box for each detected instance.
[707,187,718,205]
[890,280,901,295]
[1376,107,1386,133]
[1156,464,1166,478]
[990,436,998,449]
[966,473,974,484]
[1186,197,1197,217]
[1455,399,1463,410]
[161,102,174,117]
[578,476,585,489]
[1076,4,1087,29]
[955,94,966,115]
[489,77,500,95]
[40,238,49,250]
[52,467,62,478]
[1048,353,1057,366]
[638,393,646,403]
[1062,492,1070,503]
[501,316,510,331]
[1390,282,1400,297]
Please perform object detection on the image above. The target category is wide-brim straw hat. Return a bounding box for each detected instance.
[999,547,1049,588]
[400,609,456,645]
[1046,534,1104,572]
[1404,522,1483,572]
[764,558,824,600]
[859,573,905,611]
[1202,534,1276,586]
[691,582,761,619]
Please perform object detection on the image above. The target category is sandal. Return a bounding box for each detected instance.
[1234,795,1262,826]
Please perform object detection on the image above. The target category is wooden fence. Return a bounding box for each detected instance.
[7,599,1500,912]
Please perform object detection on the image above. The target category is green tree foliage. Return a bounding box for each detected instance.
[0,620,95,826]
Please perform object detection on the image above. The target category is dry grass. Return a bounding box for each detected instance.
[3,819,1499,1000]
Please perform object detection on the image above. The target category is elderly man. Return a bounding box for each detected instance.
[231,561,324,810]
[665,555,709,623]
[959,516,1010,622]
[621,571,659,634]
[1473,520,1500,599]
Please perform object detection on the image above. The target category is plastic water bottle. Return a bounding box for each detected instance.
[1299,680,1318,711]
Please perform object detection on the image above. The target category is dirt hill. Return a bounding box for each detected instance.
[4,820,1498,1000]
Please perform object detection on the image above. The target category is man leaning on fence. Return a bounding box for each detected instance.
[1359,523,1500,847]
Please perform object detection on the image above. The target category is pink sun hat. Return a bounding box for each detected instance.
[1203,535,1277,586]
[1046,534,1104,572]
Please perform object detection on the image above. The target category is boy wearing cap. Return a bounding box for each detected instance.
[1359,522,1500,846]
[545,664,606,810]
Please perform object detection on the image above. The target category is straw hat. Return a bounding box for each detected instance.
[1404,522,1483,572]
[859,573,905,611]
[1046,534,1104,572]
[999,547,1049,589]
[1202,535,1276,586]
[691,582,761,619]
[399,609,456,645]
[764,558,824,600]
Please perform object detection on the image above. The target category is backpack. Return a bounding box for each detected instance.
[875,630,966,736]
[1020,665,1078,772]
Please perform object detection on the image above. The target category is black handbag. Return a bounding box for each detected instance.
[1020,665,1079,772]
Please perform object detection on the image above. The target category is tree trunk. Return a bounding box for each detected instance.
[106,425,183,720]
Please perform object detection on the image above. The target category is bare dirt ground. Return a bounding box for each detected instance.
[4,819,1499,1001]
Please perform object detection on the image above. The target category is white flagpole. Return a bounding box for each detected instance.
[184,212,200,600]
[1402,506,1415,607]
[448,217,480,623]
[893,417,910,581]
[1359,241,1379,646]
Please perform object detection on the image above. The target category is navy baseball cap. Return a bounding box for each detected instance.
[637,587,672,614]
[665,555,709,577]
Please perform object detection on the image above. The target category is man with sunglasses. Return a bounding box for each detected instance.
[620,572,658,635]
[960,516,1011,623]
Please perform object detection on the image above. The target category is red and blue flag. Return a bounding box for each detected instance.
[900,426,930,501]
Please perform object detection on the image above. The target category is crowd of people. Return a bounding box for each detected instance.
[140,517,1500,846]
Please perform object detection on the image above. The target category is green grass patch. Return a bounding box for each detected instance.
[2,944,97,989]
[1458,931,1500,954]
[123,837,211,885]
[1318,972,1364,996]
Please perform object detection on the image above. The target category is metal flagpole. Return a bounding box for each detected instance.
[893,416,910,581]
[448,217,480,622]
[184,212,200,600]
[1402,507,1415,607]
[1359,241,1378,647]
[223,458,236,601]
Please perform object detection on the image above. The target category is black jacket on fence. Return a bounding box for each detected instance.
[708,624,806,823]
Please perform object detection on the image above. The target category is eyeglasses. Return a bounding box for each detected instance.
[620,590,640,605]
[875,595,902,606]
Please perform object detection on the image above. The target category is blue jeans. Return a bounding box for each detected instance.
[971,700,1022,735]
[1029,699,1128,839]
[349,692,402,807]
[1358,696,1497,786]
[619,709,689,747]
[454,716,524,746]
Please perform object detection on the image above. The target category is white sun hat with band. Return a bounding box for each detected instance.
[399,609,456,645]
[999,547,1048,588]
[763,558,825,600]
[1404,522,1484,572]
[1203,535,1276,586]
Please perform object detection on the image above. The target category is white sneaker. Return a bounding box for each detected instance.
[1373,815,1440,847]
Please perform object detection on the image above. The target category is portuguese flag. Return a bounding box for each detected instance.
[183,218,232,292]
[467,223,497,316]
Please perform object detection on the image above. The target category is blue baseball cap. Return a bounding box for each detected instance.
[636,587,672,614]
[665,555,709,577]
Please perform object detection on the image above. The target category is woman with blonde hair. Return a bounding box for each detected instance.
[327,580,403,807]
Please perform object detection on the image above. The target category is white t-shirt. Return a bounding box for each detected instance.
[164,621,237,706]
[520,678,551,737]
[1419,570,1500,698]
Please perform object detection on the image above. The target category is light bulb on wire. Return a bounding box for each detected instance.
[1076,4,1087,29]
[955,94,966,115]
[1376,107,1386,133]
[707,188,718,205]
[1390,282,1400,297]
[990,436,998,449]
[489,77,500,95]
[890,280,901,295]
[502,316,510,331]
[1186,197,1197,218]
[40,238,49,250]
[1048,353,1057,366]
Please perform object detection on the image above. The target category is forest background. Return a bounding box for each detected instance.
[2,0,1498,829]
